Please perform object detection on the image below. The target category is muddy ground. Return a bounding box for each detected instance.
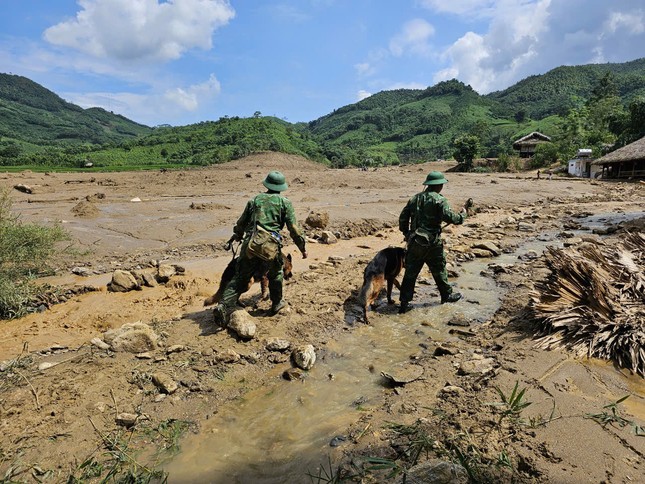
[0,152,643,483]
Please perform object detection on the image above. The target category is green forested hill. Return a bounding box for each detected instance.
[1,57,644,170]
[0,73,152,146]
[306,79,551,164]
[487,58,645,119]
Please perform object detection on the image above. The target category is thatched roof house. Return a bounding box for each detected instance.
[592,135,645,180]
[512,132,551,158]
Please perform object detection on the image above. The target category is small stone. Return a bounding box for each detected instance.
[152,372,178,394]
[38,362,57,371]
[156,264,176,283]
[319,231,338,244]
[116,413,142,428]
[214,349,241,364]
[91,337,111,350]
[283,368,305,380]
[266,338,291,352]
[292,344,316,370]
[166,344,186,354]
[135,352,153,359]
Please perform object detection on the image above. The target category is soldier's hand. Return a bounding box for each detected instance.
[302,250,308,259]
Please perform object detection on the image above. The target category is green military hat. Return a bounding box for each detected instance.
[423,171,448,185]
[262,170,288,192]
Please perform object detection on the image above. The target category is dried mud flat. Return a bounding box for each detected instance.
[1,152,644,483]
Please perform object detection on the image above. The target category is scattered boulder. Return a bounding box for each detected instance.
[266,337,291,352]
[214,349,241,364]
[102,322,158,353]
[292,344,316,370]
[472,241,501,256]
[156,264,176,283]
[319,231,338,244]
[107,270,140,292]
[116,413,143,429]
[458,356,495,376]
[305,211,329,229]
[228,310,257,340]
[13,184,33,194]
[90,337,111,350]
[152,372,178,394]
[71,267,92,277]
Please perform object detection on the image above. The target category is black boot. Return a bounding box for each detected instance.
[398,302,411,314]
[441,292,462,304]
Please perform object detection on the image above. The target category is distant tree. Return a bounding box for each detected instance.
[514,109,528,123]
[452,135,479,171]
[531,143,559,168]
[253,111,262,118]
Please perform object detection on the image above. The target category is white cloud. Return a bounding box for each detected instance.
[386,82,427,90]
[605,10,645,35]
[44,0,235,63]
[65,74,222,125]
[163,74,221,110]
[389,18,435,57]
[357,89,372,101]
[424,0,645,94]
[354,62,373,76]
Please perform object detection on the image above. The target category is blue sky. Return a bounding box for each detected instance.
[1,0,645,127]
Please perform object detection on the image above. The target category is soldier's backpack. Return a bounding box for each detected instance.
[245,196,282,261]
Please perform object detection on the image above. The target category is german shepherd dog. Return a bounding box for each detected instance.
[359,247,406,323]
[204,253,293,306]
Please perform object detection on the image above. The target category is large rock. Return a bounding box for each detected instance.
[472,241,501,256]
[156,264,176,283]
[403,459,468,484]
[108,270,140,292]
[228,310,257,339]
[102,322,158,353]
[305,211,329,229]
[292,344,316,370]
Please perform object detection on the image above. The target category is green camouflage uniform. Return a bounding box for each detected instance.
[219,192,306,311]
[399,189,465,304]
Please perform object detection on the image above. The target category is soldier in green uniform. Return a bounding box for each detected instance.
[398,171,467,313]
[213,171,307,325]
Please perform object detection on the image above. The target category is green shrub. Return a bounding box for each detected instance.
[0,189,67,318]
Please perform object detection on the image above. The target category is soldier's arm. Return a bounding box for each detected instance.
[233,199,254,238]
[440,198,466,225]
[399,197,414,237]
[283,199,307,255]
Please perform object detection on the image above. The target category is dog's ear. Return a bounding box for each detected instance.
[287,253,292,261]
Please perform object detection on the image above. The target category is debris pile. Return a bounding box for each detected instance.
[529,231,645,376]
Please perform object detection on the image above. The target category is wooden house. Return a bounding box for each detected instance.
[592,135,645,180]
[512,132,551,158]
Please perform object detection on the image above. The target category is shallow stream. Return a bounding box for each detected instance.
[163,236,559,483]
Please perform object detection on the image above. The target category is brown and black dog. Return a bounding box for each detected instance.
[359,246,405,323]
[204,253,293,306]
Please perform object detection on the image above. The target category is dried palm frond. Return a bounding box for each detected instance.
[529,231,645,376]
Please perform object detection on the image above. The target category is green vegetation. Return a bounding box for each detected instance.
[2,58,645,171]
[0,188,67,318]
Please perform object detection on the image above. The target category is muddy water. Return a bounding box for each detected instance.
[163,243,550,483]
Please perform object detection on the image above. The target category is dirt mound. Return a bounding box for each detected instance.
[71,200,99,217]
[216,152,327,172]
